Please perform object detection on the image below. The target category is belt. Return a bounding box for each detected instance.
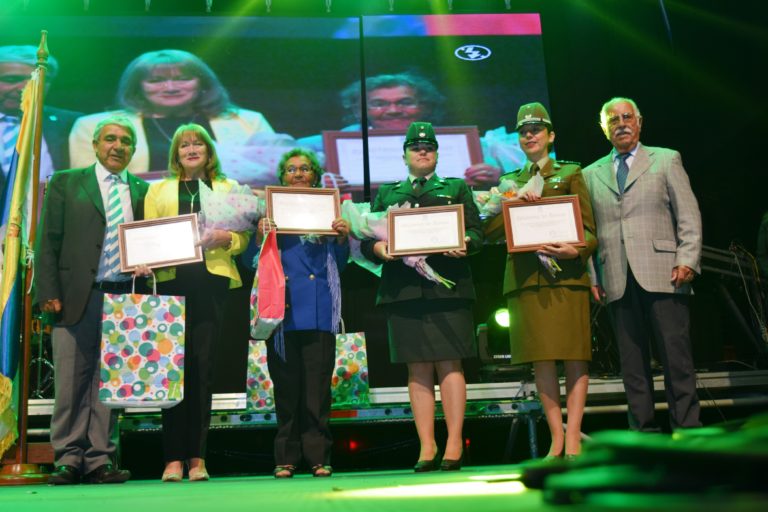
[93,281,132,293]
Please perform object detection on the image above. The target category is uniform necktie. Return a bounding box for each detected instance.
[412,176,427,194]
[616,152,631,193]
[1,116,20,175]
[529,163,539,176]
[103,174,126,280]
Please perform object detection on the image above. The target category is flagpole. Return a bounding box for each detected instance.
[0,30,50,485]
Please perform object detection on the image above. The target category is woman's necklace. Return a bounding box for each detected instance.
[150,114,199,143]
[181,179,199,211]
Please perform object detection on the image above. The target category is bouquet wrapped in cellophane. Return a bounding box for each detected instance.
[198,182,265,234]
[341,201,456,289]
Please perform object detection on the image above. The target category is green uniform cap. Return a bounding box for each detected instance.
[516,102,553,130]
[403,121,439,151]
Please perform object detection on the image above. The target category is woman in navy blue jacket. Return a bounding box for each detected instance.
[257,149,350,478]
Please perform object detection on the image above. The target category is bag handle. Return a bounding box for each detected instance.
[132,270,157,295]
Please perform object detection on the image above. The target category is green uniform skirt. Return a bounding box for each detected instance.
[506,286,591,364]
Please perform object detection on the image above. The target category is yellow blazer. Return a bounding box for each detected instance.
[144,177,250,289]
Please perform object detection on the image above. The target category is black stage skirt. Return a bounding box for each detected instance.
[384,299,476,364]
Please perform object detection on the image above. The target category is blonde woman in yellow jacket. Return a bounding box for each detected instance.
[144,123,249,483]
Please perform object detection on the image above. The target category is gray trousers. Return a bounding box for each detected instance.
[51,289,118,472]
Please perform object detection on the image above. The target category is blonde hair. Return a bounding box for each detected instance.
[167,123,224,181]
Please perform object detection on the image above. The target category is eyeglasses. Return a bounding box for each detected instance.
[606,112,637,126]
[407,143,437,153]
[284,165,314,174]
[518,124,547,137]
[143,75,196,84]
[367,98,419,110]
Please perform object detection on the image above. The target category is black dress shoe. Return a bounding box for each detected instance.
[48,465,81,485]
[440,458,462,471]
[84,464,131,484]
[414,450,441,473]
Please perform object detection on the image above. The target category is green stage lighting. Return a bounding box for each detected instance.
[493,308,510,328]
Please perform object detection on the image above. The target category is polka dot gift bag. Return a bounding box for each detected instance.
[99,276,185,409]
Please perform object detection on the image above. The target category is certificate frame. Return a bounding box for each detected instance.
[118,213,203,272]
[322,126,483,186]
[502,195,586,253]
[265,186,340,235]
[387,204,466,257]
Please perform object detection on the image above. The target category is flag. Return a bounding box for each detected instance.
[0,69,41,456]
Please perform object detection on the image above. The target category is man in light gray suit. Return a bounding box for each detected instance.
[583,97,702,432]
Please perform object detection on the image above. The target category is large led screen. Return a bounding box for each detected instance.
[0,14,550,196]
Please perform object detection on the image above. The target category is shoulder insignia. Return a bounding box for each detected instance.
[500,169,524,180]
[556,159,581,167]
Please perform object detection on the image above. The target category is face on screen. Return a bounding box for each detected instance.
[0,62,34,114]
[367,86,422,130]
[141,65,200,112]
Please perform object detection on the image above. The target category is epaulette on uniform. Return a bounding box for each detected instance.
[500,168,524,180]
[555,159,581,167]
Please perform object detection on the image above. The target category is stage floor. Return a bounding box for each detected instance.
[2,465,766,512]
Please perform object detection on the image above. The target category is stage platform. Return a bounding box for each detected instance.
[25,369,768,427]
[2,465,766,512]
[15,370,766,469]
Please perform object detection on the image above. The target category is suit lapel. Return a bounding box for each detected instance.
[79,165,105,218]
[538,160,555,179]
[417,174,445,197]
[392,179,417,200]
[127,173,145,218]
[593,154,619,195]
[625,145,652,191]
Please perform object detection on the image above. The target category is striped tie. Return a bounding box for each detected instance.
[2,116,20,175]
[103,174,125,280]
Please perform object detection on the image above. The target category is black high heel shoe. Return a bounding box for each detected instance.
[413,449,441,473]
[440,452,463,471]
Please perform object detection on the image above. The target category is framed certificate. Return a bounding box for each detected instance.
[118,213,203,272]
[502,195,586,253]
[323,126,483,186]
[387,204,466,257]
[265,186,340,235]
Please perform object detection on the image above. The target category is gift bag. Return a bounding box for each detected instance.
[331,325,369,408]
[250,229,285,341]
[245,339,274,412]
[99,278,185,409]
[245,322,370,412]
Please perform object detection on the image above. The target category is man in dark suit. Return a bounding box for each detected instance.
[0,45,82,186]
[362,122,483,471]
[583,97,702,432]
[34,114,149,484]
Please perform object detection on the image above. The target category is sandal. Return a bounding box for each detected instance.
[273,465,296,478]
[311,464,333,477]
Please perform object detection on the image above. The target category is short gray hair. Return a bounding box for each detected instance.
[92,115,137,149]
[599,97,642,131]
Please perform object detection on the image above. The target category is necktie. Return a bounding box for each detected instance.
[616,153,631,193]
[2,116,20,175]
[412,176,427,194]
[529,163,539,176]
[103,174,126,280]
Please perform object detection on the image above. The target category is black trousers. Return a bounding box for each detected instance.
[610,269,701,431]
[158,263,228,462]
[267,330,336,467]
